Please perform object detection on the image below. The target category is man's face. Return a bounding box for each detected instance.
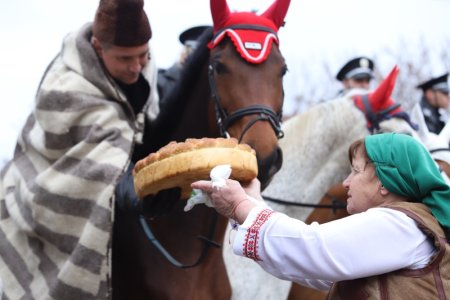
[95,41,150,85]
[435,90,450,109]
[343,77,371,90]
[426,90,450,109]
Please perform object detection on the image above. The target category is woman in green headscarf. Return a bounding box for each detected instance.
[192,132,450,299]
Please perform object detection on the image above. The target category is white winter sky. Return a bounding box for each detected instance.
[1,0,450,163]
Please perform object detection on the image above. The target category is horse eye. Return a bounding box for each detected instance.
[214,62,228,75]
[281,65,288,77]
[212,61,227,75]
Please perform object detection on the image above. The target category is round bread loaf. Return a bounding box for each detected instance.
[133,137,258,199]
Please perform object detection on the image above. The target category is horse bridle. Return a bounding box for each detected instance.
[139,212,221,268]
[208,25,285,142]
[360,94,401,133]
[263,194,347,212]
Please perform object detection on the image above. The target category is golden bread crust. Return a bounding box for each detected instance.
[133,137,258,199]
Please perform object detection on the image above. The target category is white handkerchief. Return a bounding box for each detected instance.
[184,164,232,211]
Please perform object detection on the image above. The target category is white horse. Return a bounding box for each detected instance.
[223,66,422,300]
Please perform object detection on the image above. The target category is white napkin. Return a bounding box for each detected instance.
[184,164,232,212]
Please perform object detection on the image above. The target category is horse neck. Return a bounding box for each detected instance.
[151,52,218,149]
[263,97,367,215]
[170,63,217,142]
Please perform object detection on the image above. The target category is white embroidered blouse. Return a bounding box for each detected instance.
[232,206,436,291]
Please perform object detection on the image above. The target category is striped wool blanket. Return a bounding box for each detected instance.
[0,23,159,299]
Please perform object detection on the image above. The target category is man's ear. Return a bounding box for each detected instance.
[91,36,103,58]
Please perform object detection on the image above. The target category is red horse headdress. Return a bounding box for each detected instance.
[351,66,418,132]
[208,0,291,64]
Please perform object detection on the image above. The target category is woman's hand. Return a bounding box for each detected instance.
[243,178,264,202]
[191,178,261,223]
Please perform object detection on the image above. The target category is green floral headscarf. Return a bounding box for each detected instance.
[365,133,450,237]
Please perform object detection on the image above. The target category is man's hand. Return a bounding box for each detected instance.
[139,187,181,217]
[115,162,181,216]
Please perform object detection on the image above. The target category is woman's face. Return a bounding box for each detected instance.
[343,148,383,214]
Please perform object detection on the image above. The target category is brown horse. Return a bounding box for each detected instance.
[111,0,291,299]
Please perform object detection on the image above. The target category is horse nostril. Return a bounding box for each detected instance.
[258,147,283,191]
[274,147,283,170]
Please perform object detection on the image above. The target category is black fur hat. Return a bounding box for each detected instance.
[93,0,151,46]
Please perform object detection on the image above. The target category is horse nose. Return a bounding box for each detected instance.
[257,147,283,191]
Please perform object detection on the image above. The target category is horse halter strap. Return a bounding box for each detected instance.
[208,66,284,141]
[361,94,401,133]
[207,24,284,141]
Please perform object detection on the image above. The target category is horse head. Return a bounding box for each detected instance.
[207,0,291,190]
[350,65,418,137]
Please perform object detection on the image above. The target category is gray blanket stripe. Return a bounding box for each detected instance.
[0,228,33,294]
[20,115,37,150]
[43,126,92,150]
[32,187,110,228]
[43,125,130,153]
[69,244,104,274]
[14,153,113,232]
[1,191,10,219]
[12,151,87,221]
[29,221,80,254]
[89,205,112,232]
[28,236,102,300]
[37,90,110,112]
[83,125,131,150]
[52,156,119,184]
[51,279,105,300]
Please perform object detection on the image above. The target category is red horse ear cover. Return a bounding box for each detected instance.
[210,0,231,33]
[353,66,402,114]
[210,0,291,33]
[209,0,291,64]
[352,65,417,131]
[368,65,399,112]
[261,0,291,29]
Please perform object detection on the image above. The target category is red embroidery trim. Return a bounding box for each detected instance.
[243,208,274,261]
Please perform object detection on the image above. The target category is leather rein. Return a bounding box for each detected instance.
[263,195,347,212]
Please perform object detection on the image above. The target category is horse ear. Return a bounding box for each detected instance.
[261,0,291,29]
[210,0,231,33]
[369,65,399,105]
[368,65,399,111]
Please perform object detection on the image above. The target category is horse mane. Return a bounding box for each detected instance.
[165,27,213,104]
[150,28,213,146]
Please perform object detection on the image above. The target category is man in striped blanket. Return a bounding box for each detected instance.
[0,0,173,298]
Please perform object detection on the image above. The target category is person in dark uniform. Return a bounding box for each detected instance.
[157,25,212,100]
[417,73,450,134]
[336,56,375,96]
